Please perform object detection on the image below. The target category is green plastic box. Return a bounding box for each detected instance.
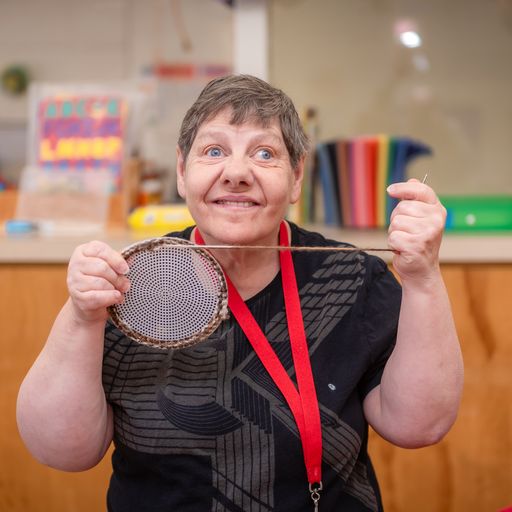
[440,195,512,232]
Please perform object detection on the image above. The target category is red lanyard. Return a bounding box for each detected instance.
[195,222,323,496]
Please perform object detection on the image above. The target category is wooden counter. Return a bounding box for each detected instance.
[1,220,512,511]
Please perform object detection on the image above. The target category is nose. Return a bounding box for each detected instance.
[220,153,254,187]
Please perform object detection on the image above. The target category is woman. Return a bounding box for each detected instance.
[17,75,463,511]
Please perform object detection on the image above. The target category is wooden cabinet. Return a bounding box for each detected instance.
[0,265,111,512]
[1,263,511,511]
[370,264,512,511]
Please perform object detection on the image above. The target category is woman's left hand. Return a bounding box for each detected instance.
[366,179,462,448]
[386,178,447,283]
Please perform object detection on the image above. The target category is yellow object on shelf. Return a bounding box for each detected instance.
[128,204,194,235]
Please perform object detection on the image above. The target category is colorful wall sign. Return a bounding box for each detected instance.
[36,94,128,188]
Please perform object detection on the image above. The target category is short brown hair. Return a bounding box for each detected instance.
[177,74,309,168]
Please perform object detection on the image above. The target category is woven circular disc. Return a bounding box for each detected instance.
[108,237,229,349]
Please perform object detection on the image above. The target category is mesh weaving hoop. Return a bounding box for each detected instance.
[108,237,229,349]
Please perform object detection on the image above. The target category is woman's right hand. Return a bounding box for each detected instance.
[67,240,130,324]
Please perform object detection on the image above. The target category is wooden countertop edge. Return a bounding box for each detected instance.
[1,224,512,264]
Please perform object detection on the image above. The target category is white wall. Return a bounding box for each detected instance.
[269,0,512,195]
[1,0,511,195]
[0,0,233,119]
[0,0,127,122]
[0,0,233,189]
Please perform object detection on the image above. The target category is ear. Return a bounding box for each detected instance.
[289,156,305,204]
[176,146,186,199]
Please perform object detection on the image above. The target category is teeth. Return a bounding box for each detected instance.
[217,200,255,207]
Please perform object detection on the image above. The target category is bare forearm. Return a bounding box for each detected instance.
[17,299,113,471]
[366,273,463,447]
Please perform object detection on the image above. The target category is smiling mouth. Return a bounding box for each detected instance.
[215,200,258,207]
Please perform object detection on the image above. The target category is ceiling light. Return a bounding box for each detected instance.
[399,30,422,48]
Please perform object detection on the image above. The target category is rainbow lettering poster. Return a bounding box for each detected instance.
[31,88,131,190]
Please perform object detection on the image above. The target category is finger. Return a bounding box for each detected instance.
[73,289,125,310]
[78,257,130,291]
[387,180,438,204]
[69,274,114,294]
[388,214,429,235]
[391,210,447,236]
[67,274,126,303]
[389,200,434,223]
[81,241,129,276]
[387,230,426,255]
[72,274,129,295]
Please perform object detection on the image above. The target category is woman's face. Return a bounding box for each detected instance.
[176,110,303,246]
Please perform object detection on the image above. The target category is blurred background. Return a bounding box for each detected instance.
[1,1,511,511]
[0,0,510,200]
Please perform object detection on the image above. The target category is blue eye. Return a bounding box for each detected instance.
[206,147,223,157]
[257,148,272,160]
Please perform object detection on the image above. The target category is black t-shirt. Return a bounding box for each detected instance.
[103,223,402,511]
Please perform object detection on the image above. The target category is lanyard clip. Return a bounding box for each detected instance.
[309,481,323,511]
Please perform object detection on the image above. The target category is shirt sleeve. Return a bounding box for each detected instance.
[357,255,402,400]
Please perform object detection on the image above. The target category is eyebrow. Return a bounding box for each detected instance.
[194,130,284,147]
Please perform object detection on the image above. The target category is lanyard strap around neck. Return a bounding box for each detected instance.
[194,222,322,485]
